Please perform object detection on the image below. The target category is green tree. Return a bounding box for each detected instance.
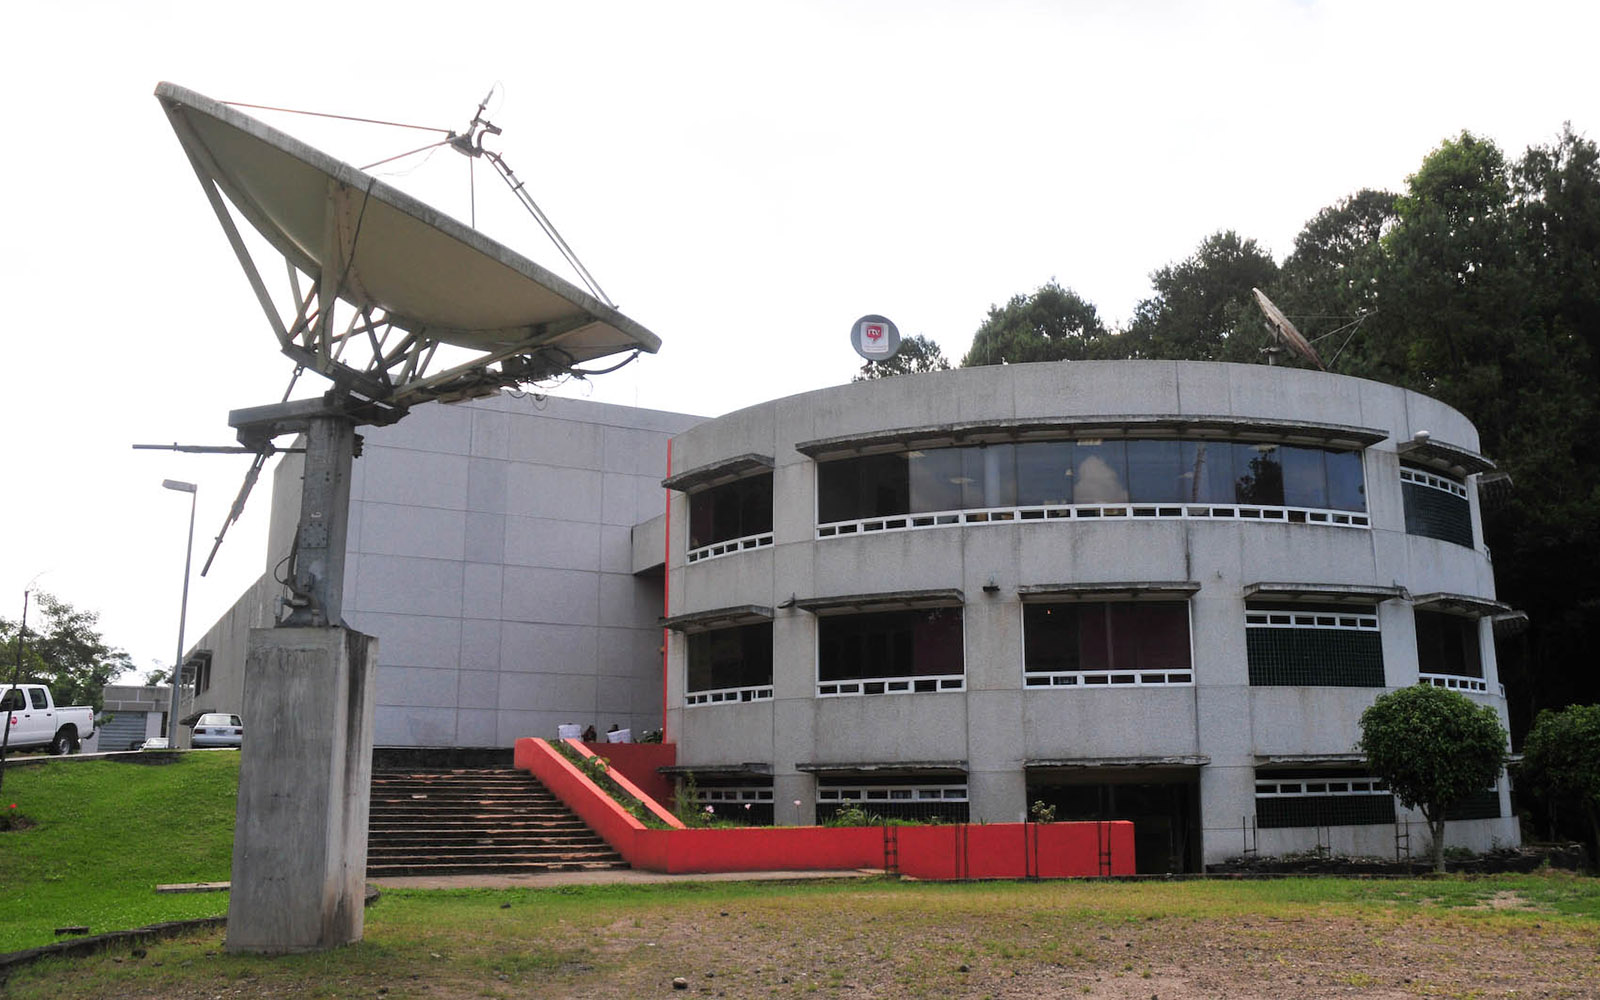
[1122,231,1280,363]
[960,281,1108,366]
[1519,704,1600,861]
[0,594,132,714]
[1357,685,1509,872]
[853,334,952,381]
[1274,189,1397,375]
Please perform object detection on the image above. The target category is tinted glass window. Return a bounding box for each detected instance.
[688,474,773,548]
[1024,602,1192,673]
[1280,446,1328,508]
[1179,441,1235,503]
[908,449,963,513]
[1325,450,1366,511]
[1073,440,1129,503]
[819,608,963,681]
[29,688,48,709]
[1126,440,1184,503]
[1016,441,1074,505]
[820,439,1366,518]
[1234,443,1283,505]
[1414,610,1482,678]
[688,622,773,692]
[818,458,861,523]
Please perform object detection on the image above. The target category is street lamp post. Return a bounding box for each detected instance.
[163,480,198,746]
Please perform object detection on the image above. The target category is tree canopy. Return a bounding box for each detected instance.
[1518,704,1600,859]
[960,281,1109,366]
[1,593,133,715]
[1357,685,1508,872]
[1122,231,1281,363]
[853,334,952,381]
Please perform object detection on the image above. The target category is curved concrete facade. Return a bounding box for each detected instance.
[663,361,1515,870]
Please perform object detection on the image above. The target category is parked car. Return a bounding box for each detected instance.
[1,684,97,754]
[140,737,170,750]
[191,713,243,748]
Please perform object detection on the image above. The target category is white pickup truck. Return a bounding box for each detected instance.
[2,684,97,754]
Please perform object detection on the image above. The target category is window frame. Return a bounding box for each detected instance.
[815,606,966,698]
[1021,599,1196,688]
[686,471,775,564]
[685,622,775,707]
[815,437,1371,539]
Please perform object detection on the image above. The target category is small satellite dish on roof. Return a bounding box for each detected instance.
[1251,288,1326,371]
[851,314,901,362]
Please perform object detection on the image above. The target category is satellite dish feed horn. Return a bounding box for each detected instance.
[1251,288,1326,371]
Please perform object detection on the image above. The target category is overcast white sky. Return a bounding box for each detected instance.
[2,1,1595,683]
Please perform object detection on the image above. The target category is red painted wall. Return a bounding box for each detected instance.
[515,738,654,866]
[577,741,677,807]
[517,739,1136,879]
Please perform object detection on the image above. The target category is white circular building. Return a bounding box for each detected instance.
[661,360,1515,872]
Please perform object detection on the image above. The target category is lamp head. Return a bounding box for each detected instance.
[162,479,197,493]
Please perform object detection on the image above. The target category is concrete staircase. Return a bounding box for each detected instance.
[366,766,629,876]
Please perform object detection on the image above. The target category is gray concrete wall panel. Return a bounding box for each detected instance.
[459,619,501,673]
[365,399,473,455]
[501,566,599,625]
[679,548,777,614]
[344,612,461,670]
[507,416,604,469]
[811,695,968,762]
[360,448,469,512]
[456,669,498,709]
[1022,688,1200,759]
[628,518,664,574]
[1249,687,1381,755]
[376,665,462,707]
[503,516,601,570]
[455,709,498,746]
[466,457,509,512]
[354,503,466,561]
[678,702,775,758]
[498,622,597,674]
[505,464,601,520]
[375,705,456,745]
[811,531,963,596]
[463,512,507,564]
[353,554,464,618]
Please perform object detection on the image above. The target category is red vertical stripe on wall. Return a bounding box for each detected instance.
[662,438,672,741]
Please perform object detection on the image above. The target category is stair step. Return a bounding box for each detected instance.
[367,860,630,876]
[366,766,627,876]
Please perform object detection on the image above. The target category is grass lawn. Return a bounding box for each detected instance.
[0,752,238,952]
[4,874,1599,998]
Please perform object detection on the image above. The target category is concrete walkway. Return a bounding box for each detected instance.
[367,868,886,890]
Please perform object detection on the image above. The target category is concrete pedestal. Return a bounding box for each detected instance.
[226,626,377,953]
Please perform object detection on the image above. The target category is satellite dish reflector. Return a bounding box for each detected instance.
[851,314,901,361]
[155,82,660,402]
[1251,288,1325,371]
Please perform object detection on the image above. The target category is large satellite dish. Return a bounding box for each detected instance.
[1251,288,1326,371]
[154,82,664,626]
[156,82,660,414]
